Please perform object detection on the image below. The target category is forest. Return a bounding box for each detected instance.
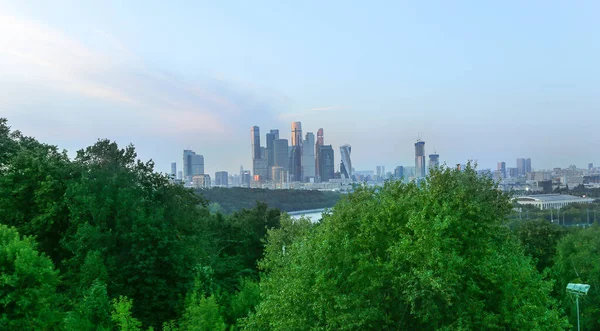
[1,117,599,330]
[197,187,340,215]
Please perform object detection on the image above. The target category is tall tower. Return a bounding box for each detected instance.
[302,132,316,181]
[315,128,324,181]
[183,150,204,181]
[428,153,440,171]
[525,158,532,174]
[318,145,335,182]
[516,158,526,176]
[289,122,303,181]
[415,140,426,178]
[251,126,261,160]
[291,122,302,147]
[340,144,352,180]
[266,129,279,170]
[170,162,177,178]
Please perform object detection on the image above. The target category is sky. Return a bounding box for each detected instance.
[0,0,599,175]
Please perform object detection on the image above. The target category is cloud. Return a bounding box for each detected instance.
[278,105,345,120]
[0,13,287,138]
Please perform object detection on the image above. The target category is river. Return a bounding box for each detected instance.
[287,208,329,222]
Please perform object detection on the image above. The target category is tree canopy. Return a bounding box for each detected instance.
[245,166,569,330]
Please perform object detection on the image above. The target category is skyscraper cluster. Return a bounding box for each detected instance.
[248,122,339,184]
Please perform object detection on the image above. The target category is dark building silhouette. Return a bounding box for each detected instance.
[318,145,335,182]
[315,128,324,181]
[266,129,279,176]
[273,139,289,171]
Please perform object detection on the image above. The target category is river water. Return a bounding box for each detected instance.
[287,208,329,222]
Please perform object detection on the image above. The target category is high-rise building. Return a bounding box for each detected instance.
[183,150,204,181]
[271,166,287,184]
[315,128,324,180]
[415,140,426,178]
[316,128,324,146]
[302,132,316,182]
[266,129,279,175]
[289,122,303,182]
[273,139,289,171]
[291,122,302,147]
[590,163,594,171]
[394,166,404,179]
[317,145,335,182]
[289,146,302,182]
[241,170,251,188]
[215,171,229,187]
[517,158,526,176]
[170,162,177,179]
[429,153,440,171]
[251,126,261,160]
[177,171,183,180]
[525,158,532,174]
[340,144,352,180]
[497,162,506,179]
[253,158,268,181]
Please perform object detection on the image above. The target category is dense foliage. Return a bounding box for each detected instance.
[0,118,280,330]
[198,187,340,214]
[3,117,600,330]
[244,166,570,330]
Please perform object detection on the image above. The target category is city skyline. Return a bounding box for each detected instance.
[1,2,599,175]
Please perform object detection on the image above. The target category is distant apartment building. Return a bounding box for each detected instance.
[497,162,506,179]
[394,166,404,179]
[192,174,211,189]
[241,170,251,188]
[214,171,228,187]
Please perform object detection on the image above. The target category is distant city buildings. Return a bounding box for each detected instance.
[428,153,439,171]
[183,150,204,183]
[415,140,426,178]
[340,144,352,180]
[394,166,404,179]
[315,128,324,181]
[289,122,303,182]
[170,162,177,179]
[214,171,228,187]
[497,162,506,179]
[192,174,211,189]
[317,145,335,182]
[302,132,316,182]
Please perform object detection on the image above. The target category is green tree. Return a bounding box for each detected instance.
[0,122,73,265]
[111,296,144,331]
[553,225,600,330]
[515,219,567,272]
[246,165,568,330]
[61,140,212,328]
[179,280,227,331]
[0,224,63,330]
[63,280,112,330]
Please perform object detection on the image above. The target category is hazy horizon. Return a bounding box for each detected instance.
[1,1,598,175]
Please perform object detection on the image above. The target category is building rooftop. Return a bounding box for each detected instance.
[516,194,593,202]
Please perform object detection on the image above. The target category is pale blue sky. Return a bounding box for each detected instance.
[0,1,598,175]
